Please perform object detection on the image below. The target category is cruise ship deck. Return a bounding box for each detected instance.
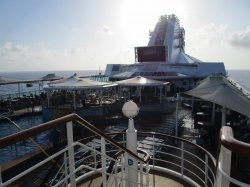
[1,106,249,187]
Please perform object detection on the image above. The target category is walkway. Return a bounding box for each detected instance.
[79,173,189,187]
[0,105,42,121]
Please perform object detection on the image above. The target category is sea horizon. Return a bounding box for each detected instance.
[1,69,250,95]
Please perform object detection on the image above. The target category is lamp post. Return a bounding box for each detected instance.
[175,93,180,138]
[122,100,139,187]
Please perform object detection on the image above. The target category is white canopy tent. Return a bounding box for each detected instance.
[116,76,169,86]
[116,76,169,103]
[44,74,117,90]
[43,74,117,109]
[40,73,63,81]
[185,75,250,126]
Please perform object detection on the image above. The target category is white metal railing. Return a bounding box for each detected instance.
[216,126,250,187]
[46,141,150,187]
[137,132,216,187]
[0,116,150,187]
[0,114,217,187]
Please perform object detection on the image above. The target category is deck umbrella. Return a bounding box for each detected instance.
[45,77,116,90]
[185,75,250,125]
[40,73,63,81]
[116,76,168,86]
[116,76,168,103]
[43,74,117,109]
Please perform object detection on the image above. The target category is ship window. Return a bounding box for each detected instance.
[112,65,120,71]
[135,46,166,62]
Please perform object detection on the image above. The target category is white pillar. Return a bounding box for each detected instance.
[66,121,76,187]
[122,101,139,187]
[126,118,138,187]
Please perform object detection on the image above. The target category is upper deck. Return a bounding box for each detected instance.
[104,14,226,81]
[0,112,249,187]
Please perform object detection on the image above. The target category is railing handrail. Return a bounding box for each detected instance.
[65,130,216,166]
[139,131,216,165]
[220,126,250,155]
[0,113,145,163]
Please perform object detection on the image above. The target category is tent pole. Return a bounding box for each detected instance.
[221,107,226,126]
[175,93,180,139]
[211,103,215,125]
[73,91,76,110]
[100,90,103,106]
[47,91,50,107]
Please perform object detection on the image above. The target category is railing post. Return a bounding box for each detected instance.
[153,134,155,167]
[0,165,2,185]
[122,133,125,147]
[216,145,232,187]
[66,121,76,187]
[175,93,180,139]
[115,161,118,187]
[146,162,150,187]
[101,137,107,187]
[205,154,208,187]
[181,141,184,176]
[94,149,97,169]
[139,162,143,187]
[64,152,69,187]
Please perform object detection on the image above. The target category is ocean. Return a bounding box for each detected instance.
[0,70,97,96]
[227,70,250,90]
[1,70,250,95]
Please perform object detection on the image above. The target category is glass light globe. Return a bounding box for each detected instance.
[122,100,139,119]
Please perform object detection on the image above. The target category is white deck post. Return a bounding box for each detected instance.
[66,121,76,187]
[126,118,138,187]
[216,145,232,187]
[122,101,139,187]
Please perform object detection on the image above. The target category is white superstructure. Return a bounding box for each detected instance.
[104,14,226,91]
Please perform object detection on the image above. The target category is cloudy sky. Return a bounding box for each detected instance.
[0,0,250,72]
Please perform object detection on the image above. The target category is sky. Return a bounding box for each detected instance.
[0,0,250,72]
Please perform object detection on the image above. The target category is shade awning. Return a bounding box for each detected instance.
[116,76,169,87]
[185,75,250,117]
[40,73,64,81]
[44,74,117,90]
[0,76,22,85]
